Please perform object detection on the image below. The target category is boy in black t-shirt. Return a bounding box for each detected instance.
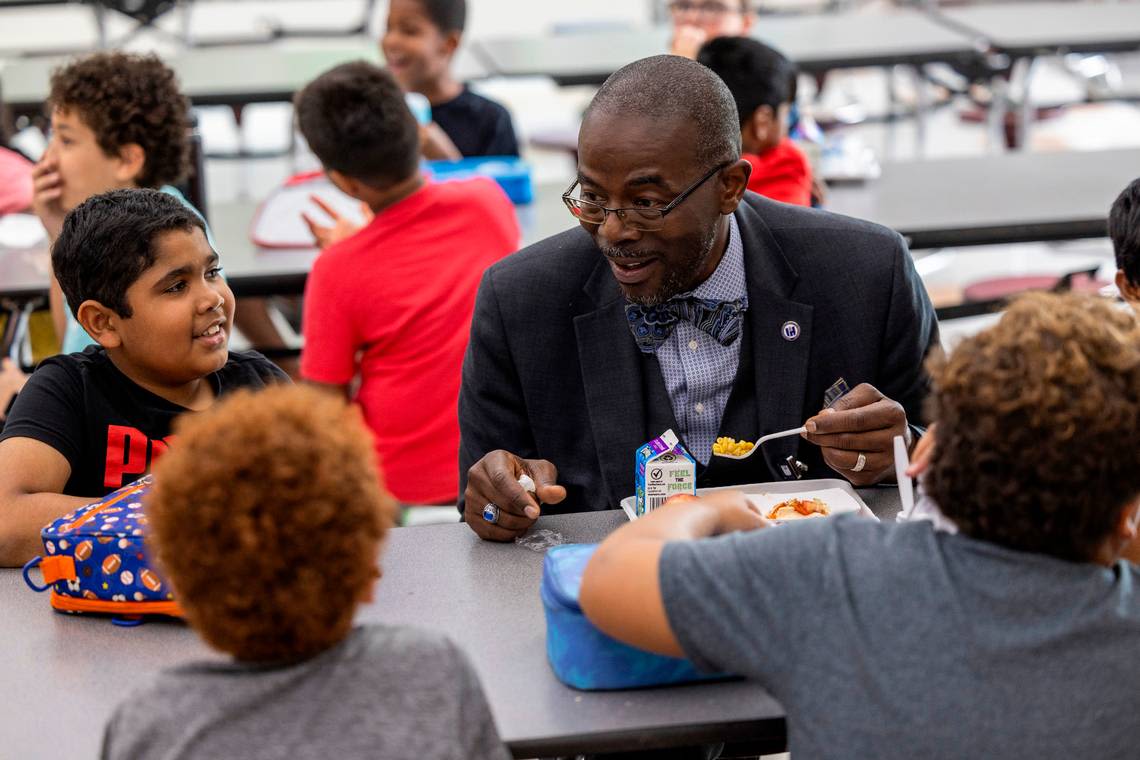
[382,0,519,158]
[0,189,287,566]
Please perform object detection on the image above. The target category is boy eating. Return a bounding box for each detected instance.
[698,36,813,207]
[382,0,519,158]
[581,292,1140,758]
[0,189,286,566]
[100,385,509,760]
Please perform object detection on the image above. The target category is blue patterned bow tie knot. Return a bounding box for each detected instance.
[625,297,745,354]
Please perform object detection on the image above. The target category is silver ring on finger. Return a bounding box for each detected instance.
[851,453,867,473]
[482,502,500,524]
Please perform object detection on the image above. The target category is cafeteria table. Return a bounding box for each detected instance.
[0,39,487,114]
[826,147,1138,250]
[0,486,902,758]
[472,7,981,86]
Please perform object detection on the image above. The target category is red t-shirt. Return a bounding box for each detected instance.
[301,177,519,504]
[743,138,813,207]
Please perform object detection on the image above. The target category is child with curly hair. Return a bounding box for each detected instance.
[33,51,199,354]
[580,292,1140,759]
[100,384,509,760]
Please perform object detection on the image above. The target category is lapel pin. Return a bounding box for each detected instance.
[781,321,801,341]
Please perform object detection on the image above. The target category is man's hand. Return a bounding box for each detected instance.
[31,157,66,241]
[801,382,909,486]
[464,450,567,541]
[669,24,708,59]
[302,195,371,249]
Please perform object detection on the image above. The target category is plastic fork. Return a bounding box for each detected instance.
[712,426,808,460]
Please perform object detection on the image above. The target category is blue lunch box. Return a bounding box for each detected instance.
[541,543,722,690]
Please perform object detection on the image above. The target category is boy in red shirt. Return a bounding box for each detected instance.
[295,61,519,505]
[698,36,813,207]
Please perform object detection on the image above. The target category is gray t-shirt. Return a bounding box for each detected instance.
[99,624,510,760]
[660,514,1140,759]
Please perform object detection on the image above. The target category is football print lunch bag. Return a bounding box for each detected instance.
[21,476,180,619]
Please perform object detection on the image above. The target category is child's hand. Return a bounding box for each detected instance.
[301,196,371,249]
[0,358,28,420]
[670,24,708,60]
[31,157,66,241]
[905,423,937,478]
[419,122,462,161]
[701,490,772,535]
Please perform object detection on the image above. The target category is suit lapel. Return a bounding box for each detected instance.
[736,202,815,472]
[573,260,648,507]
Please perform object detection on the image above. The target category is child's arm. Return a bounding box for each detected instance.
[0,437,91,567]
[579,491,769,658]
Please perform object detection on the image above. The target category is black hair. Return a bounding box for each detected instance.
[294,61,420,189]
[584,54,741,169]
[1109,178,1140,286]
[418,0,466,33]
[52,188,206,318]
[697,36,797,128]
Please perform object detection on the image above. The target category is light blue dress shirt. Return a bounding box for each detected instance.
[655,214,748,465]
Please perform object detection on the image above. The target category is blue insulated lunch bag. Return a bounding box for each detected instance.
[541,543,723,690]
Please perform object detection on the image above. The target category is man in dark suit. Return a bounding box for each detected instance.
[459,55,938,541]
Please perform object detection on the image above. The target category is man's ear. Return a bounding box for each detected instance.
[718,158,752,213]
[75,300,123,349]
[114,143,146,185]
[1116,270,1140,309]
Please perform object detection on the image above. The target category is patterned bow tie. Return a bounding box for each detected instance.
[625,297,746,354]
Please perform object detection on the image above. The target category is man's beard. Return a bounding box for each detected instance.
[601,218,722,307]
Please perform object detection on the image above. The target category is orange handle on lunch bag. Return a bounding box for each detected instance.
[22,555,76,592]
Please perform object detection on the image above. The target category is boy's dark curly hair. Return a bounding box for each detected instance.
[53,188,205,318]
[925,292,1140,562]
[148,385,397,663]
[48,51,190,189]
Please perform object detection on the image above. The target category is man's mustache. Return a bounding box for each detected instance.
[599,245,663,260]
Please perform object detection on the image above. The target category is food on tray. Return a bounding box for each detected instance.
[712,437,755,456]
[766,497,830,521]
[663,493,700,506]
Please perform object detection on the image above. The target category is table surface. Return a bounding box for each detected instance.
[826,146,1138,250]
[473,8,979,84]
[934,1,1140,57]
[0,39,487,109]
[1,486,901,758]
[0,180,574,300]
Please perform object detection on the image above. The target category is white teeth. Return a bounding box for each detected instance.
[200,324,220,337]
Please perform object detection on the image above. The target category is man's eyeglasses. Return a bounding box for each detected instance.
[562,162,731,232]
[668,0,745,19]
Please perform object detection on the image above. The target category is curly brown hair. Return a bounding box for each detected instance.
[925,292,1140,562]
[49,52,190,189]
[147,385,396,663]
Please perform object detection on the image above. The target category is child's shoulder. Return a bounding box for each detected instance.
[216,350,291,390]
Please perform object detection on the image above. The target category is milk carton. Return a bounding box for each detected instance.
[635,429,696,515]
